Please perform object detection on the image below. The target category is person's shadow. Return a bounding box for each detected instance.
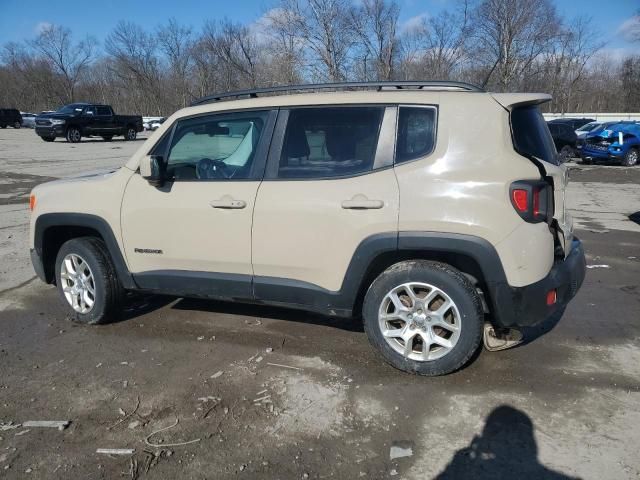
[436,405,581,480]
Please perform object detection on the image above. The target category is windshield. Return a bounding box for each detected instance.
[511,106,559,165]
[577,122,599,132]
[56,104,86,114]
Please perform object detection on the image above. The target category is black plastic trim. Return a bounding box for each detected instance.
[134,271,252,299]
[33,213,136,289]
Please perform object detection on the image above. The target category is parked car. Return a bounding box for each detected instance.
[581,122,640,166]
[547,121,578,161]
[150,117,166,130]
[143,116,164,131]
[21,112,37,128]
[0,108,22,128]
[35,103,143,143]
[29,81,585,376]
[548,117,595,130]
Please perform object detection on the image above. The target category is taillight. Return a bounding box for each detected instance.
[509,180,552,223]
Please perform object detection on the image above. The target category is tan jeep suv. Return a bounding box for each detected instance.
[29,81,586,375]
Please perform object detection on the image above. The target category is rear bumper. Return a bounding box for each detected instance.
[490,238,586,328]
[35,125,65,137]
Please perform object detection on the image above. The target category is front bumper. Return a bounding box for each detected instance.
[580,147,624,161]
[490,238,586,328]
[30,248,47,282]
[35,125,65,137]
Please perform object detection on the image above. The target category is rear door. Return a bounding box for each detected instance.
[95,106,114,134]
[251,105,399,304]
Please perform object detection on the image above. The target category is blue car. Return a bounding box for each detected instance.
[581,122,640,166]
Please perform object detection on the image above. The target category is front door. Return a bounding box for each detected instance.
[121,109,276,298]
[251,106,399,309]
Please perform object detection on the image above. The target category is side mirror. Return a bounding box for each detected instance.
[140,155,165,187]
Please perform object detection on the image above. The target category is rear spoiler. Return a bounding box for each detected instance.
[491,93,552,110]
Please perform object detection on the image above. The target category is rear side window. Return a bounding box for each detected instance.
[96,106,111,115]
[396,107,437,163]
[278,107,384,179]
[511,106,559,165]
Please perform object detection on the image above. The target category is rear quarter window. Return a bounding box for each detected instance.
[511,106,559,165]
[395,106,437,163]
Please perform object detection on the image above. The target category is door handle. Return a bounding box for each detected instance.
[341,195,384,210]
[210,197,246,209]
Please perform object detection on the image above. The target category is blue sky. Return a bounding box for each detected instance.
[0,0,638,57]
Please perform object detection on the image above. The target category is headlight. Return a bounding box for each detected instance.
[50,119,66,125]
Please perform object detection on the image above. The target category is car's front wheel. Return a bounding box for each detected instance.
[13,121,21,129]
[66,127,81,143]
[622,148,638,167]
[55,237,123,324]
[102,135,113,142]
[40,136,55,142]
[362,260,483,376]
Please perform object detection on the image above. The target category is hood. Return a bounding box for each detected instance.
[586,123,640,140]
[36,112,79,120]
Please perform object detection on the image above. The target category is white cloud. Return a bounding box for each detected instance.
[34,21,52,34]
[400,13,429,34]
[617,15,640,42]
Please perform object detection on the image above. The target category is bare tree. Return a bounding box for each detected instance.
[157,18,194,108]
[398,2,471,81]
[350,0,399,81]
[473,0,561,90]
[260,8,306,85]
[30,24,94,103]
[280,0,354,81]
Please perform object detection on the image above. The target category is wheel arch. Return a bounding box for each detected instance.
[347,232,509,323]
[34,213,135,288]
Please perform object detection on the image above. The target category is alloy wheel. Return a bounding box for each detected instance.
[378,282,461,362]
[60,253,96,314]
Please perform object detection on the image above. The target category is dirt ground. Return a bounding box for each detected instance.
[1,128,639,479]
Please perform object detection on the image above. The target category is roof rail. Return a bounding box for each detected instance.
[191,81,484,106]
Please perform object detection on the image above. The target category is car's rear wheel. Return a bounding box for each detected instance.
[0,125,6,129]
[66,127,81,143]
[124,127,137,141]
[622,148,638,167]
[102,135,113,142]
[362,260,483,376]
[13,121,21,129]
[55,237,123,325]
[41,136,55,142]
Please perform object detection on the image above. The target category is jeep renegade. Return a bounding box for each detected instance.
[29,81,586,376]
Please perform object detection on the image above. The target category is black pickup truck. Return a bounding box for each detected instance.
[35,103,143,143]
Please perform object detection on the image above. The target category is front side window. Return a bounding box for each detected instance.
[166,111,269,180]
[512,106,559,165]
[84,106,96,116]
[396,106,437,163]
[278,107,384,179]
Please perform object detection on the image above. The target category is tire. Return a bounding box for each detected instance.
[41,136,55,142]
[362,260,483,376]
[559,145,573,162]
[124,127,137,141]
[13,121,21,129]
[0,125,6,129]
[622,148,638,167]
[54,237,124,325]
[66,127,81,143]
[102,135,113,142]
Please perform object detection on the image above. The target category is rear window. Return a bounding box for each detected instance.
[511,106,559,165]
[278,107,384,179]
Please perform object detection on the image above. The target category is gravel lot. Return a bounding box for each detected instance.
[1,128,639,479]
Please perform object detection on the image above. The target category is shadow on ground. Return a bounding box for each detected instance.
[172,297,365,332]
[436,405,580,480]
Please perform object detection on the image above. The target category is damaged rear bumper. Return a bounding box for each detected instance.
[489,238,586,328]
